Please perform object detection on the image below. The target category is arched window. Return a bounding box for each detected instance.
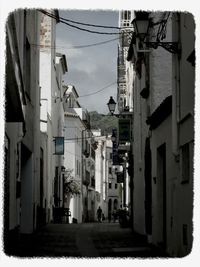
[114,199,118,210]
[108,199,112,212]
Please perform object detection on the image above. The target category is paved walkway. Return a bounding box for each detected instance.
[9,222,168,258]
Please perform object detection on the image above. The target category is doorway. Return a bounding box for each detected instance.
[144,137,152,235]
[157,143,167,248]
[20,144,33,233]
[108,199,112,215]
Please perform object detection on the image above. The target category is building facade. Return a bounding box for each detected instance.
[117,10,135,225]
[63,85,83,223]
[92,130,106,216]
[125,11,195,256]
[4,9,69,254]
[5,9,41,252]
[39,10,68,224]
[106,141,121,221]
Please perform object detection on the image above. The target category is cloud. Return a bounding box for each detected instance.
[56,10,119,113]
[71,56,98,75]
[56,37,83,59]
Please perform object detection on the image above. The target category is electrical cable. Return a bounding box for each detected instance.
[59,19,132,35]
[40,9,131,30]
[58,13,121,29]
[40,10,119,34]
[60,20,120,35]
[64,36,120,48]
[31,36,120,50]
[78,81,117,98]
[64,134,110,142]
[39,9,133,35]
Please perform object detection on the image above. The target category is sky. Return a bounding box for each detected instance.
[56,10,120,114]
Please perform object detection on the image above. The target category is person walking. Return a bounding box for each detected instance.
[108,211,111,223]
[112,209,117,222]
[97,206,102,222]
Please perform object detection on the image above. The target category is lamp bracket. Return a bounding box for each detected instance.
[144,41,180,54]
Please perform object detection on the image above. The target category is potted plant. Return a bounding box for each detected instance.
[63,169,81,209]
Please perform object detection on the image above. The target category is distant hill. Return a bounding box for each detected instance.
[89,111,118,135]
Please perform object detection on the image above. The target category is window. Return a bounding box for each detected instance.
[69,97,74,108]
[121,11,124,20]
[181,142,190,183]
[4,134,10,233]
[25,37,31,99]
[110,153,112,160]
[76,159,79,175]
[109,182,112,189]
[79,161,81,175]
[128,11,131,20]
[91,148,95,159]
[40,148,44,206]
[91,177,95,188]
[76,161,80,176]
[183,224,188,246]
[124,11,128,20]
[109,167,112,174]
[115,183,118,189]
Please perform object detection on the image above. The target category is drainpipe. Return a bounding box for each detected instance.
[81,130,84,222]
[172,13,181,159]
[81,128,89,222]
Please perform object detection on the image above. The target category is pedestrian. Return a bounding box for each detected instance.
[112,209,117,222]
[108,211,111,223]
[97,206,102,222]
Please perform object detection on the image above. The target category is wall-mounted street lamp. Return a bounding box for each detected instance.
[111,128,118,143]
[107,96,117,116]
[132,11,180,54]
[111,133,117,143]
[107,96,133,118]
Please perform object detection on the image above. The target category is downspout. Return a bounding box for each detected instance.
[81,129,84,221]
[172,13,181,159]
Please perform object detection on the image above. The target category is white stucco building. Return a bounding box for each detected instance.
[62,84,96,223]
[118,10,134,113]
[106,139,121,219]
[39,10,68,224]
[62,85,83,223]
[92,131,107,217]
[127,11,195,256]
[5,9,41,252]
[117,10,135,225]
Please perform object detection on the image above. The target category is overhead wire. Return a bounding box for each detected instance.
[64,134,110,142]
[61,36,120,49]
[56,13,121,29]
[38,9,124,107]
[31,36,120,50]
[59,20,120,35]
[39,9,133,35]
[78,81,117,98]
[39,9,129,30]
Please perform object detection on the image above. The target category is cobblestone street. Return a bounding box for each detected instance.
[10,222,167,258]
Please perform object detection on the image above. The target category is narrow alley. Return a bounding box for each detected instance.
[9,221,167,258]
[2,7,195,259]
